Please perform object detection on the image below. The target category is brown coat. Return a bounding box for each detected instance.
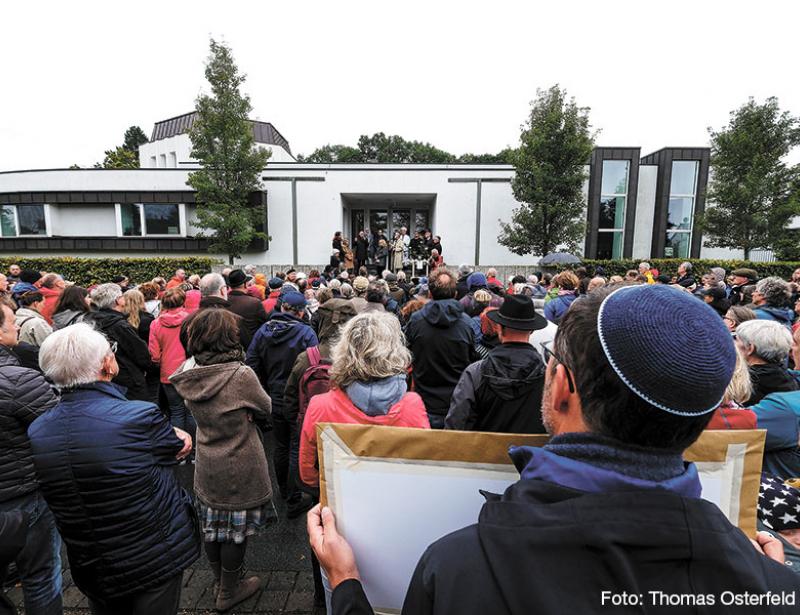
[170,358,272,510]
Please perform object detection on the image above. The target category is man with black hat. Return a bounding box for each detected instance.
[730,268,758,306]
[445,294,548,434]
[310,283,799,614]
[227,269,267,349]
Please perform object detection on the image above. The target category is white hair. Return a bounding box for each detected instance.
[487,268,497,278]
[243,264,257,275]
[200,273,226,297]
[527,274,539,285]
[39,323,111,388]
[396,271,406,281]
[90,283,122,309]
[381,270,392,280]
[736,320,793,364]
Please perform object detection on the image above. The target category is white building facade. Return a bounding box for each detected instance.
[0,114,741,266]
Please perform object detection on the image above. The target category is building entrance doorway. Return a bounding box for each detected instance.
[341,193,436,273]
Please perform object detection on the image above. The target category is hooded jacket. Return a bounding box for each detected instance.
[747,363,800,406]
[0,345,58,502]
[406,299,479,416]
[749,391,800,480]
[83,308,152,401]
[245,312,318,411]
[27,382,199,600]
[170,359,272,509]
[754,305,795,330]
[284,299,357,425]
[444,342,546,433]
[15,307,53,347]
[333,433,800,614]
[148,308,190,383]
[543,291,577,324]
[299,387,429,487]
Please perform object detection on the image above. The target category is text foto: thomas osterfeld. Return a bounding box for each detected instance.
[601,590,797,607]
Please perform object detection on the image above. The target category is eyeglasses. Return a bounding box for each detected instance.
[541,340,575,394]
[108,341,118,355]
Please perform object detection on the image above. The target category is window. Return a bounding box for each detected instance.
[391,209,411,234]
[414,210,430,233]
[0,204,47,237]
[596,160,628,259]
[169,152,177,167]
[351,209,365,241]
[665,161,698,257]
[159,154,166,168]
[116,203,184,236]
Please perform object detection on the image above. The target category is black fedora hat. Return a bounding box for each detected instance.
[487,294,548,331]
[227,269,252,288]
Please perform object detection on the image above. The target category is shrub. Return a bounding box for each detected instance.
[572,259,800,280]
[0,256,222,286]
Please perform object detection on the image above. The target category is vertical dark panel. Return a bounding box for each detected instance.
[623,148,641,258]
[584,149,601,258]
[690,149,711,258]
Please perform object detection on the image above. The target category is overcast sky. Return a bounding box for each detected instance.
[1,0,798,171]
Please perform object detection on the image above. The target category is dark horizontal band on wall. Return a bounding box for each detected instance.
[0,236,268,253]
[0,191,196,205]
[447,178,512,183]
[261,177,326,182]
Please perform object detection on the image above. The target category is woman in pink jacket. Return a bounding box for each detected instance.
[299,311,430,489]
[148,287,194,445]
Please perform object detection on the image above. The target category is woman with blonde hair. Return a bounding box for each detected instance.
[299,312,429,489]
[122,288,154,343]
[706,348,757,429]
[298,311,429,611]
[543,270,579,325]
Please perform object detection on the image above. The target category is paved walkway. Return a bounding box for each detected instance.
[3,433,324,614]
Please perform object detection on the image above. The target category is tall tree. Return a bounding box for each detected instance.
[498,85,595,256]
[98,147,139,169]
[187,39,270,264]
[701,97,800,260]
[123,126,149,153]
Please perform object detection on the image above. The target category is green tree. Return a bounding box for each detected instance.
[98,146,139,169]
[498,85,595,256]
[700,97,800,260]
[123,126,149,153]
[187,39,270,264]
[297,144,364,163]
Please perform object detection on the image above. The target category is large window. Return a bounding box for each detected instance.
[0,204,47,237]
[665,161,698,258]
[116,203,184,237]
[596,160,628,259]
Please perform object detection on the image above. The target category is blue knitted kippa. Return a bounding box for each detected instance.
[597,284,736,416]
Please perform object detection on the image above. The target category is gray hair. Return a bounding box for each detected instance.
[680,261,692,273]
[639,262,651,270]
[381,270,392,280]
[756,276,790,307]
[328,279,342,291]
[396,271,406,282]
[200,273,226,297]
[39,323,112,388]
[736,319,793,364]
[90,283,122,309]
[329,312,412,389]
[486,268,497,278]
[458,264,472,275]
[243,264,257,275]
[527,274,539,285]
[340,283,354,299]
[710,267,727,287]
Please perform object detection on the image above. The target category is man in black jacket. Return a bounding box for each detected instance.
[445,295,547,433]
[227,269,267,349]
[180,273,250,352]
[0,302,63,615]
[84,283,151,401]
[405,268,479,428]
[310,284,800,614]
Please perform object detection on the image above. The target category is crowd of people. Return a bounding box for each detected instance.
[2,257,800,614]
[329,228,444,275]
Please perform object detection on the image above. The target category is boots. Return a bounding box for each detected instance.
[216,565,261,612]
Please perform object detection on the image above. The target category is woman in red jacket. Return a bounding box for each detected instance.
[300,312,429,489]
[148,287,193,440]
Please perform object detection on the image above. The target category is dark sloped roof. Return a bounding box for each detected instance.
[150,112,292,155]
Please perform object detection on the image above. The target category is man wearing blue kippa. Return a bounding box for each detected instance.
[246,290,318,520]
[309,284,800,614]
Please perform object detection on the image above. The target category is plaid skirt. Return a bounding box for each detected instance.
[196,498,278,544]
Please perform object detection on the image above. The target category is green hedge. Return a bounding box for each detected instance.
[574,259,800,280]
[0,256,222,286]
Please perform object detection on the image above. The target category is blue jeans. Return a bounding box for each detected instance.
[0,490,62,615]
[162,384,196,441]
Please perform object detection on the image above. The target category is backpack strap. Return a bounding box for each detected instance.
[17,316,35,328]
[307,345,321,367]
